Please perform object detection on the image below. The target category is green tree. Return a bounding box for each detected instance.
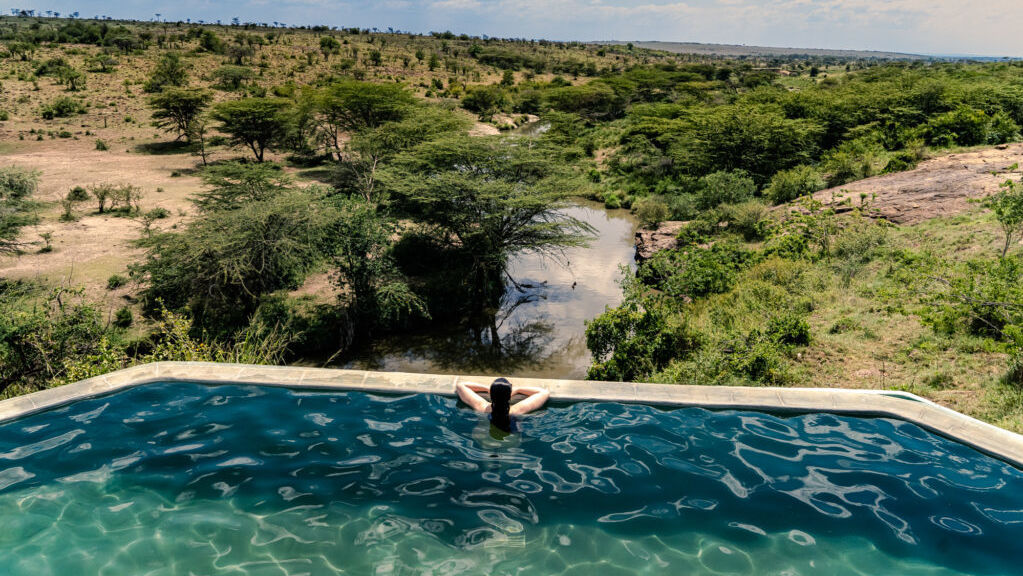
[211,97,292,162]
[194,161,292,212]
[319,36,340,59]
[0,167,39,255]
[387,136,594,303]
[144,52,188,93]
[332,106,469,204]
[988,179,1023,258]
[212,65,255,90]
[149,87,212,142]
[765,165,825,205]
[322,197,427,327]
[309,80,416,160]
[135,189,328,334]
[461,85,509,122]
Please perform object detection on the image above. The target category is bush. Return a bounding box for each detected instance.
[67,186,89,202]
[697,170,756,209]
[145,207,170,219]
[95,139,108,151]
[603,193,622,209]
[106,274,128,290]
[634,195,670,228]
[766,313,812,346]
[922,106,991,148]
[40,96,85,119]
[113,306,133,328]
[720,200,772,241]
[640,243,756,299]
[765,165,825,205]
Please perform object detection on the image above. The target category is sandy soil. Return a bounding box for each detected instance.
[0,139,202,299]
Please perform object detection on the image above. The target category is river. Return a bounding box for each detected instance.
[343,201,638,379]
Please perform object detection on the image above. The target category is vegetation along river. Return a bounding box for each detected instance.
[344,201,638,379]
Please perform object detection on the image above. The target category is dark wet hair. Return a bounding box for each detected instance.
[489,378,513,431]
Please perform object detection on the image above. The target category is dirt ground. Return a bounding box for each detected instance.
[0,139,202,304]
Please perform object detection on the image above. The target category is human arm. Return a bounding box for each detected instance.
[455,381,491,413]
[509,387,550,416]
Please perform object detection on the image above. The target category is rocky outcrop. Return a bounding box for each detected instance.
[807,143,1023,225]
[635,221,686,261]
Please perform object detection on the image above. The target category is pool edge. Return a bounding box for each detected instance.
[1,361,1021,468]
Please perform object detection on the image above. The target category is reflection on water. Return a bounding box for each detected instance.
[345,202,637,378]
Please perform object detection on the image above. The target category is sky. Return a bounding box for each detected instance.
[9,0,1023,57]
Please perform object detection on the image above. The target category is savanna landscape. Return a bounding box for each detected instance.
[2,13,1023,435]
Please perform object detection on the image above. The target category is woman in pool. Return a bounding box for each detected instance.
[455,377,549,433]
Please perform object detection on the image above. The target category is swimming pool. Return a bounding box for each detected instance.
[0,380,1020,575]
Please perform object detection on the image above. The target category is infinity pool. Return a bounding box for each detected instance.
[0,382,1020,575]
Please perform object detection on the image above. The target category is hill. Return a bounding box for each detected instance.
[603,40,928,60]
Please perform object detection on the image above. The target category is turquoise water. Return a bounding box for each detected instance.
[0,383,1021,575]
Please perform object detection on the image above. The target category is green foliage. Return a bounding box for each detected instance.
[0,166,39,254]
[922,106,994,148]
[585,288,702,382]
[135,189,328,334]
[639,243,757,299]
[697,170,756,209]
[387,136,594,302]
[719,200,772,241]
[195,160,292,212]
[94,138,108,151]
[113,306,133,328]
[212,65,255,91]
[322,196,427,327]
[986,179,1023,257]
[144,52,188,93]
[0,286,110,394]
[633,195,670,228]
[40,96,85,119]
[106,274,128,290]
[462,85,509,122]
[211,97,292,162]
[90,183,141,215]
[765,165,825,205]
[149,87,212,142]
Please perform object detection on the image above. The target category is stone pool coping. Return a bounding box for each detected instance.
[1,362,1021,467]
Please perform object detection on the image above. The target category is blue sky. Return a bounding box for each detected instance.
[10,1,1022,56]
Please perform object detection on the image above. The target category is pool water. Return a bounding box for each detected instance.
[0,383,1020,575]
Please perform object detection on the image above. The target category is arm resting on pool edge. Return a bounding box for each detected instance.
[455,381,491,413]
[509,388,550,416]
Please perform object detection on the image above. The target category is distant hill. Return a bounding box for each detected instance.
[601,41,929,60]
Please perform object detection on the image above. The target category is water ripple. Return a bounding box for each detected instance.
[0,383,1019,575]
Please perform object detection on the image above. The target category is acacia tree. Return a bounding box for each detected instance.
[134,189,328,334]
[211,97,292,162]
[0,167,39,255]
[149,88,212,142]
[193,161,292,211]
[332,106,469,205]
[386,136,594,304]
[144,52,188,92]
[308,80,415,160]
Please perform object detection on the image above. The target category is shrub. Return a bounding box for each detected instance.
[95,139,108,151]
[603,193,622,209]
[67,186,89,202]
[697,170,756,209]
[113,307,134,328]
[40,96,85,119]
[720,200,772,241]
[145,207,170,219]
[922,106,991,147]
[634,195,670,228]
[106,274,129,290]
[765,165,825,205]
[766,313,812,346]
